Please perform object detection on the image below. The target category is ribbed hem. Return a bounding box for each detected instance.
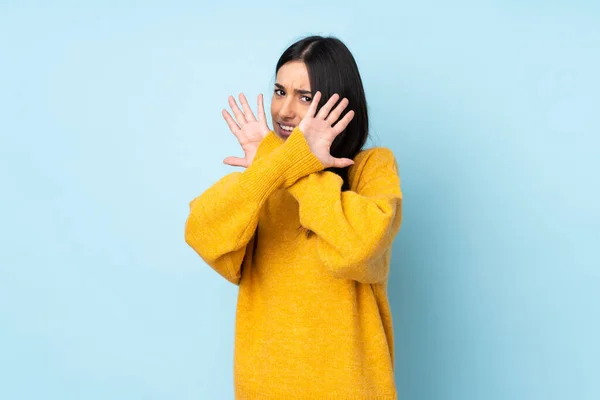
[241,126,324,203]
[254,131,284,162]
[235,386,397,400]
[278,126,324,188]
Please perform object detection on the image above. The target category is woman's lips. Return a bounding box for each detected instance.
[277,123,294,138]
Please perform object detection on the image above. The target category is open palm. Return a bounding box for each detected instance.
[298,91,356,169]
[222,93,270,168]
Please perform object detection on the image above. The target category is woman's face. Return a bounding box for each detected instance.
[271,61,313,140]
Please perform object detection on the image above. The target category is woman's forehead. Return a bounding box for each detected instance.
[276,61,310,89]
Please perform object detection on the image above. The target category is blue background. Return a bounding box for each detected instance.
[1,1,598,399]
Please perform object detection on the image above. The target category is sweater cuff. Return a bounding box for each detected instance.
[240,126,324,202]
[278,126,324,188]
[254,131,284,162]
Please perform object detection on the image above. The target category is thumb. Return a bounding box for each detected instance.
[331,157,355,169]
[223,156,248,168]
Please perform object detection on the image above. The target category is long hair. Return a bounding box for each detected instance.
[275,35,370,238]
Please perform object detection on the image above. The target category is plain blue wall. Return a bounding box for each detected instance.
[1,1,598,399]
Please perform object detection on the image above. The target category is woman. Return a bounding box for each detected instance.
[185,35,403,399]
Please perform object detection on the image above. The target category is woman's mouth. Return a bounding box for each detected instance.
[277,123,295,138]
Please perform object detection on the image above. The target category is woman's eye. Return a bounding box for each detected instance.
[301,96,312,102]
[274,89,285,96]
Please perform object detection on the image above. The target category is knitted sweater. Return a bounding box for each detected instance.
[185,127,403,399]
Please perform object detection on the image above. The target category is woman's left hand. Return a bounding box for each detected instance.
[298,91,356,169]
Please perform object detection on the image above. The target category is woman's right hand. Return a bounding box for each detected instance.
[222,93,271,168]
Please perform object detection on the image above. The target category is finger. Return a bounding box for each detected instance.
[223,156,248,168]
[257,93,266,123]
[326,97,349,124]
[239,93,257,122]
[222,109,241,134]
[306,91,322,118]
[228,95,247,124]
[316,93,340,120]
[330,157,355,168]
[332,110,355,135]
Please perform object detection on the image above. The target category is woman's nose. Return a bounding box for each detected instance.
[279,98,295,119]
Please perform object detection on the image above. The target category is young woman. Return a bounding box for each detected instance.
[185,35,403,399]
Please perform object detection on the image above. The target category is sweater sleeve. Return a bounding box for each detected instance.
[254,130,284,162]
[184,128,323,285]
[287,147,403,284]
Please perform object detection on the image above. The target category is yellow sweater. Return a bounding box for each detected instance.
[185,127,403,399]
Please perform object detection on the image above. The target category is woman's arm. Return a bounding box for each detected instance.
[287,147,403,284]
[185,130,323,285]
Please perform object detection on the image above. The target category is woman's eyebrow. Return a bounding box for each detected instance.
[275,83,312,96]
